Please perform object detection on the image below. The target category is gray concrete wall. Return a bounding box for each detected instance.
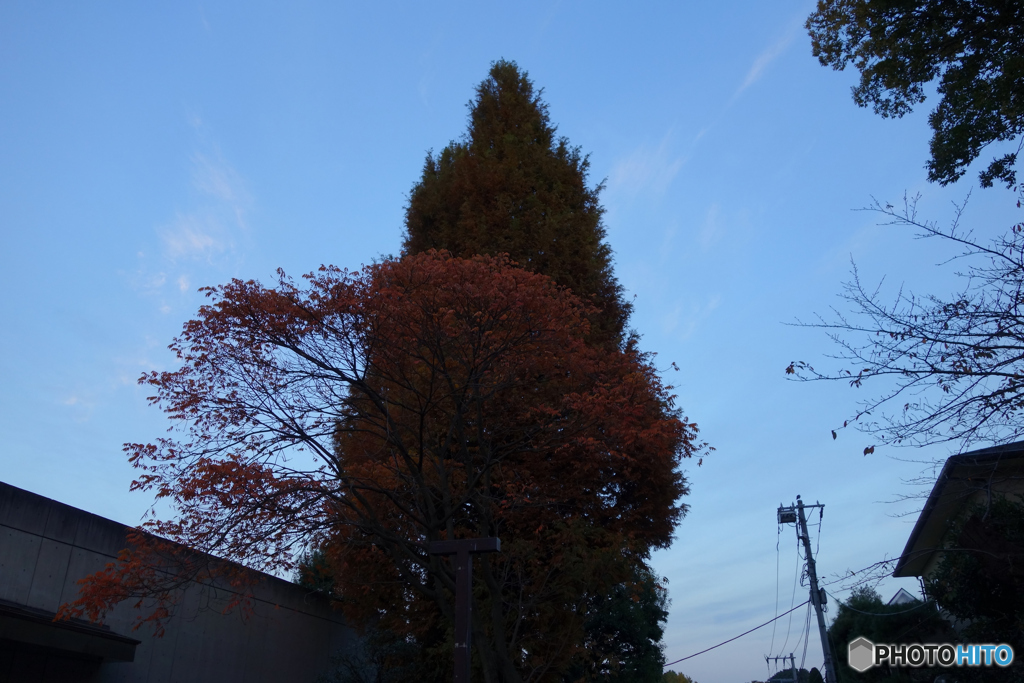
[0,482,359,683]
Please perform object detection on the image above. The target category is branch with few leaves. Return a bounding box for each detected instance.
[788,190,1024,453]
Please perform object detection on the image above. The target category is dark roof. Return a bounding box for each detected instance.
[0,598,140,662]
[892,441,1024,577]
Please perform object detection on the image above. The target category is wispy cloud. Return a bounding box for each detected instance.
[661,293,722,341]
[124,135,254,315]
[112,347,166,387]
[60,393,96,423]
[416,31,448,109]
[161,213,228,261]
[731,16,803,101]
[608,131,685,199]
[417,71,435,108]
[700,203,723,250]
[159,150,251,263]
[532,0,563,50]
[122,264,167,294]
[191,151,248,209]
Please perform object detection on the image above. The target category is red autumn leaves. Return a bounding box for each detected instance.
[63,252,700,679]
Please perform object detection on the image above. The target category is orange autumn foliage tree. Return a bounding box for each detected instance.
[61,252,699,682]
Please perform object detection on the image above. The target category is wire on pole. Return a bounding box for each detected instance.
[664,600,810,667]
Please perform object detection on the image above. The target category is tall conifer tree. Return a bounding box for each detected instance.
[404,60,630,348]
[404,60,670,682]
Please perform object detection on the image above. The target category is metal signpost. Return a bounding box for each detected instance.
[428,537,501,683]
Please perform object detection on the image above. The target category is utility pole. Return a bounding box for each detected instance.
[428,537,501,683]
[777,496,838,683]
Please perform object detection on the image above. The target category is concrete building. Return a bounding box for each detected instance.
[0,481,358,682]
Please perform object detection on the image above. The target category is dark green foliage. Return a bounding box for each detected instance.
[565,563,669,682]
[297,552,434,682]
[295,547,338,597]
[316,627,433,683]
[661,671,697,683]
[807,0,1024,188]
[925,495,1024,682]
[826,586,954,682]
[403,59,631,347]
[765,669,823,683]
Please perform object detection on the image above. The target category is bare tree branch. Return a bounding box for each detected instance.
[788,188,1024,453]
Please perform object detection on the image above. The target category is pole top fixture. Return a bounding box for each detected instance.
[428,537,501,555]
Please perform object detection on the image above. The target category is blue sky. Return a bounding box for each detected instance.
[2,3,1019,681]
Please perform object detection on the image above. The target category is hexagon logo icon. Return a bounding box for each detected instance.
[848,637,875,672]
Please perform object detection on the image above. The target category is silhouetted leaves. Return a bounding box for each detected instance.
[808,0,1024,188]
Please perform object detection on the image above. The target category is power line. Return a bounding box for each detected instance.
[799,601,812,670]
[769,523,782,659]
[778,533,801,656]
[814,506,822,559]
[664,600,810,667]
[791,600,808,660]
